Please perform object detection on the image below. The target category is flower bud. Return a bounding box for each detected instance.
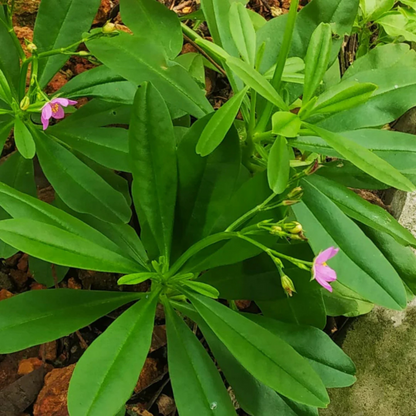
[27,43,37,53]
[283,221,303,234]
[19,96,30,111]
[281,275,296,297]
[102,21,116,34]
[270,225,282,235]
[305,159,320,176]
[287,187,303,200]
[282,200,300,206]
[78,51,90,56]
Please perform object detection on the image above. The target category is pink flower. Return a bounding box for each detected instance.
[41,98,77,130]
[312,247,339,292]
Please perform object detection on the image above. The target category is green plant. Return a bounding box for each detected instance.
[1,0,416,415]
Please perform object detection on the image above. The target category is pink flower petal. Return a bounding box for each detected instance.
[315,264,337,282]
[53,105,65,119]
[51,98,69,107]
[68,99,78,105]
[41,103,52,120]
[41,114,50,130]
[316,247,339,263]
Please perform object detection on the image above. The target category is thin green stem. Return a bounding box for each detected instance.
[255,0,299,134]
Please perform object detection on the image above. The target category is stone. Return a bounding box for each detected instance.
[322,301,416,415]
[33,364,75,416]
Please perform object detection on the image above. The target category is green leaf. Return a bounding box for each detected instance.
[117,272,155,285]
[310,81,377,116]
[303,23,332,104]
[361,225,416,295]
[28,257,68,288]
[344,43,416,78]
[309,125,416,192]
[175,53,205,89]
[0,10,20,96]
[185,290,329,407]
[0,218,142,273]
[68,293,158,416]
[120,0,182,59]
[0,152,36,259]
[226,56,288,110]
[34,0,101,86]
[257,267,327,329]
[272,112,301,137]
[87,33,212,118]
[229,2,256,66]
[246,315,356,388]
[13,118,36,159]
[323,280,374,317]
[181,281,220,299]
[34,131,132,224]
[174,115,241,256]
[200,0,239,56]
[0,182,136,262]
[0,289,142,353]
[318,67,416,131]
[292,178,407,310]
[0,120,13,150]
[130,83,177,261]
[257,0,359,73]
[174,301,319,416]
[361,0,395,20]
[196,87,247,156]
[376,11,416,42]
[268,136,290,194]
[165,300,236,416]
[51,126,130,172]
[306,175,416,247]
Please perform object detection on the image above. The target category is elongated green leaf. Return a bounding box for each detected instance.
[87,33,212,118]
[257,0,359,73]
[246,315,356,388]
[120,0,182,59]
[229,2,256,66]
[272,112,302,137]
[226,56,288,110]
[0,153,36,259]
[165,300,236,416]
[0,219,141,273]
[344,43,416,78]
[361,225,416,295]
[303,23,332,104]
[130,83,177,261]
[174,115,241,256]
[0,10,20,96]
[309,125,415,192]
[268,136,290,194]
[292,179,407,310]
[197,87,247,156]
[0,182,136,262]
[34,131,131,224]
[323,280,374,317]
[68,293,158,416]
[174,301,319,416]
[13,118,36,159]
[306,175,416,247]
[182,281,219,299]
[361,0,395,20]
[311,81,377,115]
[34,0,101,86]
[51,126,130,172]
[0,120,13,150]
[0,289,142,353]
[200,0,239,55]
[117,272,155,285]
[185,291,329,407]
[318,67,416,131]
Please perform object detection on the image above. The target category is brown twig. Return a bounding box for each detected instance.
[183,33,227,76]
